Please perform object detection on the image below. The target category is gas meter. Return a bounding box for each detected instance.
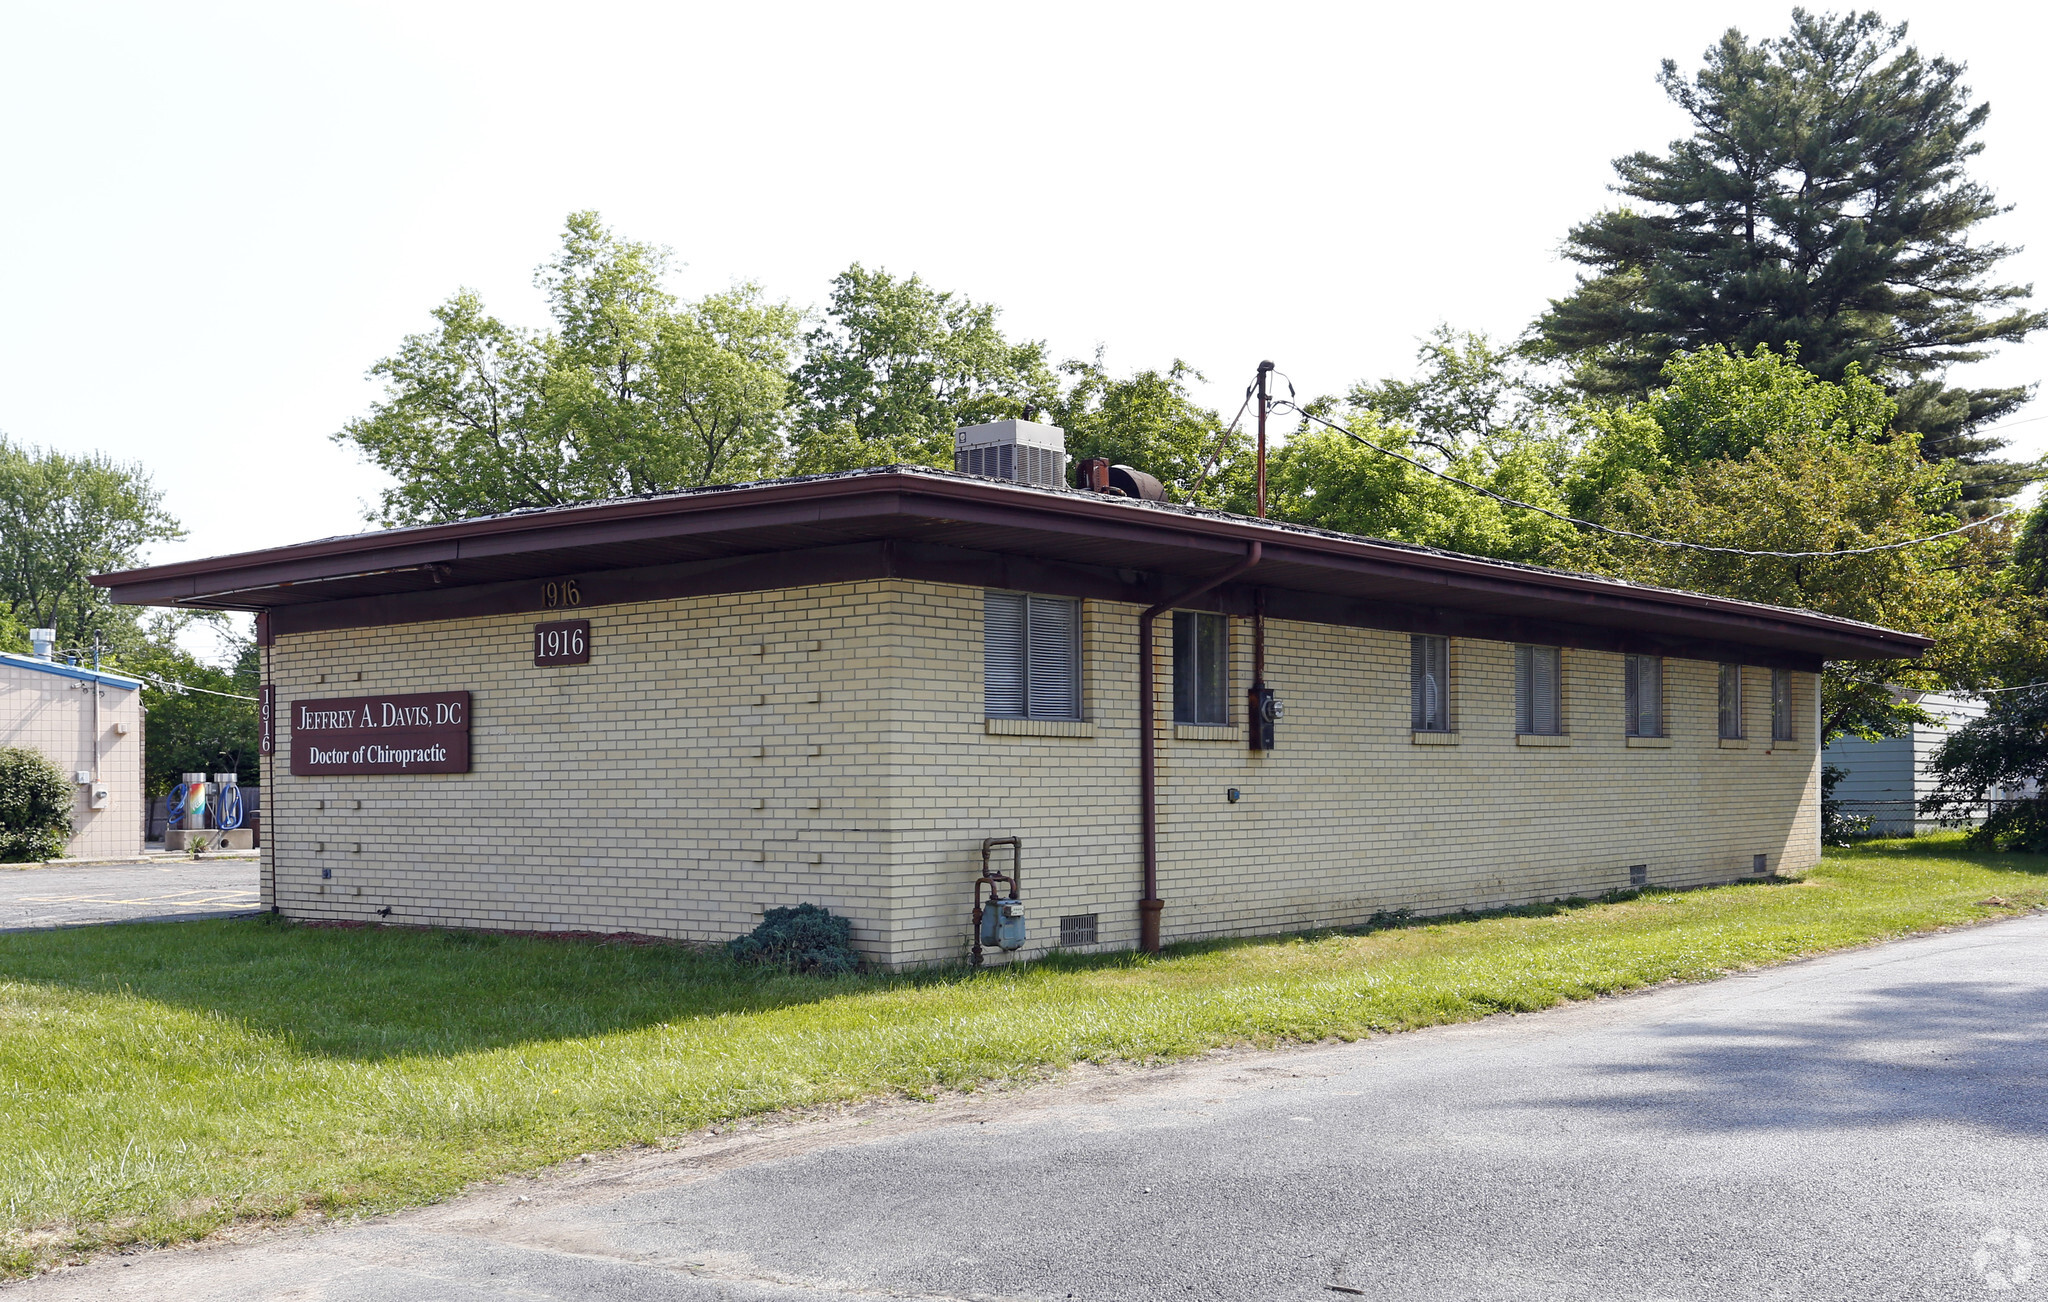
[1249,684,1282,751]
[971,837,1026,965]
[979,897,1027,951]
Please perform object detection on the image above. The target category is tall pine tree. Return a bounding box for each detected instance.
[1533,10,2043,504]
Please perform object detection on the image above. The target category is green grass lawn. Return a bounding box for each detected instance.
[1,835,2042,1275]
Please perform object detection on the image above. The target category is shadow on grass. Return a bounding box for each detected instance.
[0,888,1656,1063]
[0,842,2019,1065]
[1833,832,2048,874]
[0,913,954,1062]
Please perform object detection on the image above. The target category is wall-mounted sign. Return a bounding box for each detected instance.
[534,619,590,666]
[259,683,275,755]
[289,691,471,776]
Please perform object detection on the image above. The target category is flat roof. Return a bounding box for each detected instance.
[92,466,1931,668]
[0,652,142,691]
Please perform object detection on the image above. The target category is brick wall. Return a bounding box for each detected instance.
[262,579,1820,966]
[0,662,145,859]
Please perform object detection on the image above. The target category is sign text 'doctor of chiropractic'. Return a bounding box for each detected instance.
[288,691,472,776]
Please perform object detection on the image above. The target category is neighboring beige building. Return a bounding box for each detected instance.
[97,442,1928,967]
[0,648,145,860]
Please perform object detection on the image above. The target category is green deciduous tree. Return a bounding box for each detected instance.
[1565,344,1899,515]
[339,213,801,524]
[118,633,261,797]
[1561,348,2015,741]
[0,436,183,654]
[1050,356,1253,510]
[790,265,1057,473]
[338,293,558,522]
[1350,327,1565,462]
[1269,418,1577,563]
[1267,328,1577,562]
[1534,10,2044,503]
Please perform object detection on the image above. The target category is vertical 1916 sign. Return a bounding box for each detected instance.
[534,619,591,666]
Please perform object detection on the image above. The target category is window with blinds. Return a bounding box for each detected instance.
[1624,655,1663,737]
[1771,667,1794,741]
[1173,611,1229,725]
[984,592,1081,720]
[1719,663,1744,739]
[1411,634,1450,732]
[1514,644,1562,736]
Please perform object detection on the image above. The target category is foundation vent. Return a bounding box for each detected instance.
[1753,853,1769,875]
[1628,864,1648,888]
[1059,913,1098,946]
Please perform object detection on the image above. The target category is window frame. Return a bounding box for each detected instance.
[1514,644,1563,737]
[983,591,1083,722]
[1172,610,1230,726]
[1771,667,1795,742]
[1718,663,1745,740]
[1624,654,1664,738]
[1411,634,1451,733]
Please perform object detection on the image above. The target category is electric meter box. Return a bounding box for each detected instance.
[1249,685,1281,751]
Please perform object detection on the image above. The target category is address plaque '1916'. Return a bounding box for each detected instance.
[533,619,590,666]
[289,691,471,776]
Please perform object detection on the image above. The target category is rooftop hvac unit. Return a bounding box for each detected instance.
[954,419,1067,489]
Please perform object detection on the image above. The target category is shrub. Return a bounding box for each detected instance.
[1965,798,2048,854]
[728,903,861,976]
[0,747,72,863]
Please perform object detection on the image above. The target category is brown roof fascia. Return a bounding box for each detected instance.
[93,470,1931,659]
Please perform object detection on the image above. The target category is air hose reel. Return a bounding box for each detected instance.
[971,837,1025,966]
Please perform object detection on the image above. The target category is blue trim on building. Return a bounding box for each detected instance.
[0,653,142,691]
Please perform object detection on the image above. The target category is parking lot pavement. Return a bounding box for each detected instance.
[0,858,260,931]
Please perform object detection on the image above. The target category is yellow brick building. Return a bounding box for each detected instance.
[98,464,1926,967]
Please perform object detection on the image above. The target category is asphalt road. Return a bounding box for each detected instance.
[14,913,2048,1302]
[0,858,260,930]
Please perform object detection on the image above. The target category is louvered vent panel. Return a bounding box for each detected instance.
[957,438,1063,485]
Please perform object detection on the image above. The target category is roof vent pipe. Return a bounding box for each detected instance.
[1072,458,1167,502]
[29,628,55,660]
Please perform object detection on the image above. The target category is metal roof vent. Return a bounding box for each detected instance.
[954,419,1066,488]
[29,628,55,660]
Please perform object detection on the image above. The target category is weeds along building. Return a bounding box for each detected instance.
[95,423,1928,966]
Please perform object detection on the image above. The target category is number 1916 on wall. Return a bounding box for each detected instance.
[533,620,591,666]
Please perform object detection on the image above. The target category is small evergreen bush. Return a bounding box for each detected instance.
[0,747,73,863]
[728,903,861,976]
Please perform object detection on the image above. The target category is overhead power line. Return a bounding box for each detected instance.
[134,671,257,702]
[1977,412,2047,437]
[1269,396,2019,560]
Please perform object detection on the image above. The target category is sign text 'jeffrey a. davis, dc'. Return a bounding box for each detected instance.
[289,692,471,776]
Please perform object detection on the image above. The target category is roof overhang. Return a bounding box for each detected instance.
[92,468,1931,671]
